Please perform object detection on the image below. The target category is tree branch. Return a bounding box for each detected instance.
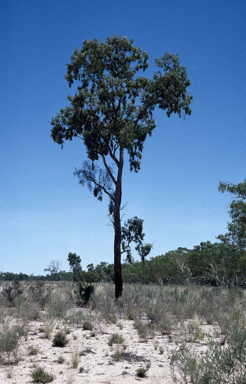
[101,154,117,185]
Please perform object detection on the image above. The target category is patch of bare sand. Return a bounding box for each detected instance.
[0,312,218,384]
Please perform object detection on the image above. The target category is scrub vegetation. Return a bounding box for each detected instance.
[0,280,246,382]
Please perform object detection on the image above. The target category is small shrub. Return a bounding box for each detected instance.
[2,281,23,307]
[57,356,65,364]
[134,320,149,340]
[108,333,124,346]
[82,321,93,331]
[117,322,123,330]
[136,366,149,378]
[107,313,118,324]
[28,346,39,356]
[113,346,123,361]
[52,331,68,347]
[31,366,54,383]
[159,346,164,354]
[158,317,173,336]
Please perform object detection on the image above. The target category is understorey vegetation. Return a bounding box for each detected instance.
[0,282,246,383]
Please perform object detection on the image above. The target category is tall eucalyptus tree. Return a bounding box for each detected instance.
[51,35,192,298]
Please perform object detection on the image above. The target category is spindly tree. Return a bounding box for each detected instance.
[121,216,152,264]
[67,252,83,283]
[44,260,62,281]
[51,35,192,298]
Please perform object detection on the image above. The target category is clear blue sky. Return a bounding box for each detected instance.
[1,0,245,275]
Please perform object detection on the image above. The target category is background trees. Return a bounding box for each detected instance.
[50,35,192,298]
[217,180,246,252]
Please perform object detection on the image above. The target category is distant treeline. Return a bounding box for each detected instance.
[0,271,73,282]
[1,241,246,287]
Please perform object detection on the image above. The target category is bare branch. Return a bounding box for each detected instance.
[101,154,116,185]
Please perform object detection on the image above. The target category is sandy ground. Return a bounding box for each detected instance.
[0,309,217,384]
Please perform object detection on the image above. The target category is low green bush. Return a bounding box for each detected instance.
[52,331,68,347]
[108,333,124,346]
[31,366,54,383]
[82,321,93,331]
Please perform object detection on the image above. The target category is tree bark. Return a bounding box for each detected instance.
[114,147,124,299]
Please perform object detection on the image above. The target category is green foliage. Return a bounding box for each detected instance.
[2,280,23,306]
[67,252,83,283]
[52,331,69,347]
[108,333,124,346]
[76,283,94,307]
[136,366,149,378]
[51,36,192,166]
[51,35,192,164]
[57,355,65,364]
[82,321,93,331]
[122,216,152,265]
[120,239,245,286]
[218,180,246,253]
[28,346,39,356]
[31,366,54,383]
[95,262,114,282]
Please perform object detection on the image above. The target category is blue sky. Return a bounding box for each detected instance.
[1,0,245,275]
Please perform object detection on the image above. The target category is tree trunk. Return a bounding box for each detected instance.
[114,147,124,299]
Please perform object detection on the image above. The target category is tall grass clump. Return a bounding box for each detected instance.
[45,286,74,318]
[0,325,19,364]
[92,284,119,323]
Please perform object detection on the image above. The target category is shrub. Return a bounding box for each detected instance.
[57,355,65,364]
[28,346,39,356]
[133,320,149,340]
[2,281,23,307]
[108,333,124,346]
[31,366,54,383]
[52,331,68,347]
[136,365,150,378]
[76,283,94,306]
[82,321,93,331]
